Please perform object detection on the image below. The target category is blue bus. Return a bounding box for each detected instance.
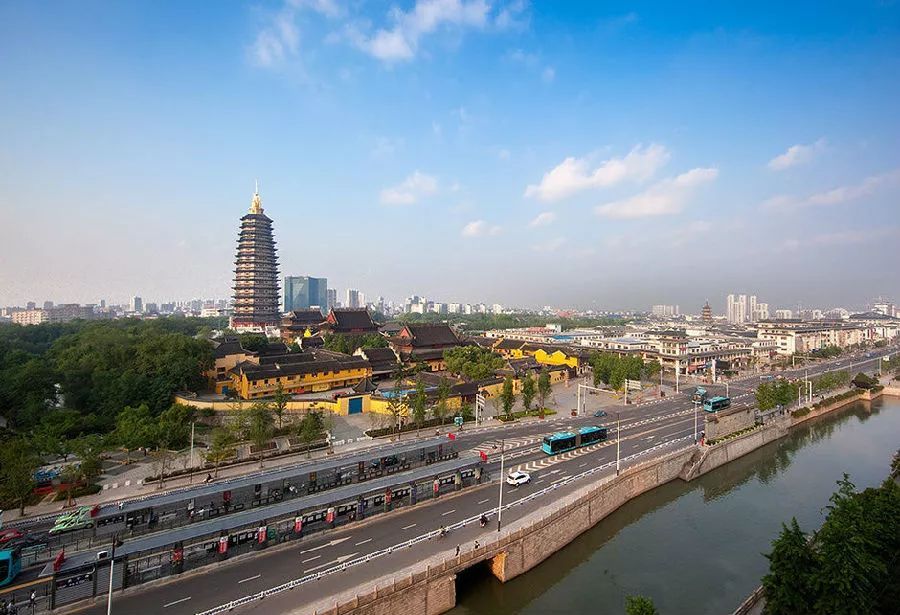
[0,548,22,587]
[703,396,731,413]
[542,425,609,455]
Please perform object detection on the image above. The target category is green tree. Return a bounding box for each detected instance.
[500,376,516,419]
[272,382,290,430]
[521,372,536,413]
[443,346,504,380]
[609,362,628,391]
[205,427,234,477]
[295,410,324,458]
[762,518,817,615]
[385,395,407,440]
[624,595,658,615]
[71,434,105,483]
[0,437,39,515]
[434,376,451,426]
[411,378,428,436]
[537,369,552,416]
[851,372,877,390]
[156,403,196,450]
[113,404,156,462]
[238,333,268,352]
[812,475,886,614]
[245,402,274,467]
[756,382,777,411]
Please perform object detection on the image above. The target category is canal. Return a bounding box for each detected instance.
[453,396,900,614]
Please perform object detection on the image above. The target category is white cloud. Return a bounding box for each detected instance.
[767,138,826,171]
[371,136,403,159]
[495,0,529,30]
[532,236,565,252]
[524,143,670,202]
[250,8,301,67]
[380,171,438,205]
[528,211,556,227]
[250,0,343,67]
[761,169,900,210]
[541,66,555,83]
[780,227,900,251]
[497,148,511,160]
[594,167,718,219]
[461,220,502,237]
[350,0,492,62]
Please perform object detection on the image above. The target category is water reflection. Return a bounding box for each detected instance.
[452,398,896,615]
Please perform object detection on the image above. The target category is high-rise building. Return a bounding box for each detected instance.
[130,296,143,313]
[327,288,337,310]
[651,304,680,317]
[43,301,54,310]
[346,289,361,309]
[230,186,280,330]
[727,294,747,324]
[774,309,793,320]
[284,276,328,314]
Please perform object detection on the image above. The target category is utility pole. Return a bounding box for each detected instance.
[692,400,699,443]
[188,421,195,484]
[616,412,621,476]
[496,438,505,533]
[106,533,118,615]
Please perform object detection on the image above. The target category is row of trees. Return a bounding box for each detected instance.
[322,333,388,355]
[591,353,659,391]
[762,472,900,614]
[756,380,801,411]
[397,311,628,331]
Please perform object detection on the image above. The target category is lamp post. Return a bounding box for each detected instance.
[496,438,505,532]
[106,533,119,615]
[615,412,621,476]
[692,400,699,443]
[188,421,195,484]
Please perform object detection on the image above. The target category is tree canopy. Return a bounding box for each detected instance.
[322,333,387,355]
[443,346,504,380]
[762,473,900,614]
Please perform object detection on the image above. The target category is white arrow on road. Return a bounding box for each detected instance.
[304,552,359,574]
[299,536,351,554]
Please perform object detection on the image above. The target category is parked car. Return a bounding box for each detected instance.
[0,529,23,545]
[593,410,608,418]
[506,470,531,486]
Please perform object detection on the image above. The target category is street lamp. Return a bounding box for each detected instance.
[615,412,621,476]
[692,400,700,443]
[496,437,505,532]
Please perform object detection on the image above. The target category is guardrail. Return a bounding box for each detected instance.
[196,435,695,615]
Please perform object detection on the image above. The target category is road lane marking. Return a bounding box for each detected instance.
[164,597,191,608]
[305,552,360,574]
[238,574,261,584]
[301,555,321,564]
[441,509,456,516]
[478,498,490,504]
[355,538,372,546]
[578,462,588,467]
[402,523,417,530]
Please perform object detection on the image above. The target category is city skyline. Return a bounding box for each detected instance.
[2,2,899,308]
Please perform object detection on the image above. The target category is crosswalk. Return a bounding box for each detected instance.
[475,435,542,454]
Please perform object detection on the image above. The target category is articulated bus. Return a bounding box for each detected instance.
[542,425,609,455]
[703,396,731,413]
[0,548,22,588]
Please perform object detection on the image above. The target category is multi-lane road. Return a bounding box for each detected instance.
[68,350,893,615]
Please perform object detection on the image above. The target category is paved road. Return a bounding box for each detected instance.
[61,350,896,615]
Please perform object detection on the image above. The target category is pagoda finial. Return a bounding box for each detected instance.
[250,180,263,214]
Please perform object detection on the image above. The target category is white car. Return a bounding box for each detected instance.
[506,470,531,486]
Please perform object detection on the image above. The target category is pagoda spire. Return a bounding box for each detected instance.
[250,180,263,214]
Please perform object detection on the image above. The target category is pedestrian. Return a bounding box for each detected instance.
[455,544,460,557]
[473,540,480,550]
[29,591,36,614]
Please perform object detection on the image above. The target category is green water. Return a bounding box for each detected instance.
[453,397,900,615]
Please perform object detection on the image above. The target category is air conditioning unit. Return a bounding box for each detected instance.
[96,550,109,560]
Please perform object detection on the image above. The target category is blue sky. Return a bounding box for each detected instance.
[1,1,898,312]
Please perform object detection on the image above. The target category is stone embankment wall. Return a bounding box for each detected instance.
[317,388,899,615]
[705,404,756,441]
